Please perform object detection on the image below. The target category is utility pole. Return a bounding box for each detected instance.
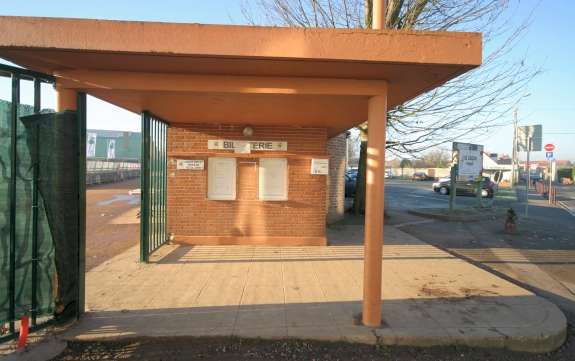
[511,108,518,187]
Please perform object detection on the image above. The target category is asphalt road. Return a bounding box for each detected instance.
[383,178,493,210]
[555,182,575,217]
[383,179,575,321]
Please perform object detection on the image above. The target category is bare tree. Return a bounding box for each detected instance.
[420,147,451,168]
[347,130,361,166]
[239,0,542,214]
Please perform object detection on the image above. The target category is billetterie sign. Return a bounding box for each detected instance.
[208,140,287,151]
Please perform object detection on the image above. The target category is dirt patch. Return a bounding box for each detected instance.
[85,178,140,271]
[418,286,457,298]
[460,287,499,298]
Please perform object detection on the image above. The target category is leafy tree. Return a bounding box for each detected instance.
[399,158,412,168]
[398,158,411,179]
[240,0,542,214]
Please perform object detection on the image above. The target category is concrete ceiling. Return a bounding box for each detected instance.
[0,17,482,138]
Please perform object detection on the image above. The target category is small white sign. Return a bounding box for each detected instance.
[208,140,287,151]
[311,159,329,175]
[177,160,204,170]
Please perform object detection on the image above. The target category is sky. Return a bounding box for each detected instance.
[0,0,573,162]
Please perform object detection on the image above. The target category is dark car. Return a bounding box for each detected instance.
[345,175,356,197]
[411,172,429,181]
[529,174,542,182]
[432,176,498,198]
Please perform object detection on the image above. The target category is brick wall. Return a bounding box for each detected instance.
[326,133,347,224]
[167,124,328,244]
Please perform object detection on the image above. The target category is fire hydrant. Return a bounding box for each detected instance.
[505,206,518,233]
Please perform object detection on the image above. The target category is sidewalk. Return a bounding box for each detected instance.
[55,225,566,353]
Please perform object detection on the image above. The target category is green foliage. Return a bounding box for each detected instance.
[453,342,466,352]
[557,168,573,180]
[400,159,411,168]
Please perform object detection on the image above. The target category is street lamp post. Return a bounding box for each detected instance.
[503,93,530,188]
[511,108,518,187]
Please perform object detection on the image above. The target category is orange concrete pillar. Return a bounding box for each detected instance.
[372,0,387,29]
[362,92,387,327]
[55,83,77,111]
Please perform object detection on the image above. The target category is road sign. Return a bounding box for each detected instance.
[517,125,542,151]
[544,143,555,151]
[525,163,531,169]
[546,151,553,158]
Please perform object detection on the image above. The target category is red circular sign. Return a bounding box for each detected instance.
[525,163,531,169]
[544,143,555,151]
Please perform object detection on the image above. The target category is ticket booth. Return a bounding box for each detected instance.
[0,15,481,328]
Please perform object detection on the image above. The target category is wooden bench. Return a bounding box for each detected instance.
[562,177,574,185]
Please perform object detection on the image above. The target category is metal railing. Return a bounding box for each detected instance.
[86,161,141,184]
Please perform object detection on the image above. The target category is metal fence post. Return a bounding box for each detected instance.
[140,111,150,262]
[77,92,87,316]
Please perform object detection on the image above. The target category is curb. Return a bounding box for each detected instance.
[407,209,508,222]
[1,339,67,361]
[557,201,575,217]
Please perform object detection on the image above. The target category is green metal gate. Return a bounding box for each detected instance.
[0,64,56,341]
[140,111,169,262]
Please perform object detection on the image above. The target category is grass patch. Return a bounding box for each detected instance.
[494,187,518,201]
[415,204,508,216]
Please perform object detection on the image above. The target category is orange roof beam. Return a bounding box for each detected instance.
[54,70,389,97]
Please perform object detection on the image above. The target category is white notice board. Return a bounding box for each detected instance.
[207,158,237,200]
[259,158,288,201]
[456,142,484,182]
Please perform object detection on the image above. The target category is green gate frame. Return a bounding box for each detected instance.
[140,111,169,263]
[0,64,86,342]
[0,64,53,342]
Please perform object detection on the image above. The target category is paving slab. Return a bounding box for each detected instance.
[55,225,566,353]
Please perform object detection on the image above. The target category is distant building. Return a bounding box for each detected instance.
[482,153,511,182]
[86,129,141,161]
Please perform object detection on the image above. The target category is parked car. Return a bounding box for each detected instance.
[432,176,498,198]
[529,175,542,183]
[411,172,429,181]
[520,173,527,181]
[346,169,358,179]
[345,175,356,197]
[385,171,394,179]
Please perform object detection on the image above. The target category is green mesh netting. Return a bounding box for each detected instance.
[20,110,79,325]
[0,99,56,324]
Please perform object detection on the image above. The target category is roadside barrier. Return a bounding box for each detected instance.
[532,180,556,204]
[86,161,140,184]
